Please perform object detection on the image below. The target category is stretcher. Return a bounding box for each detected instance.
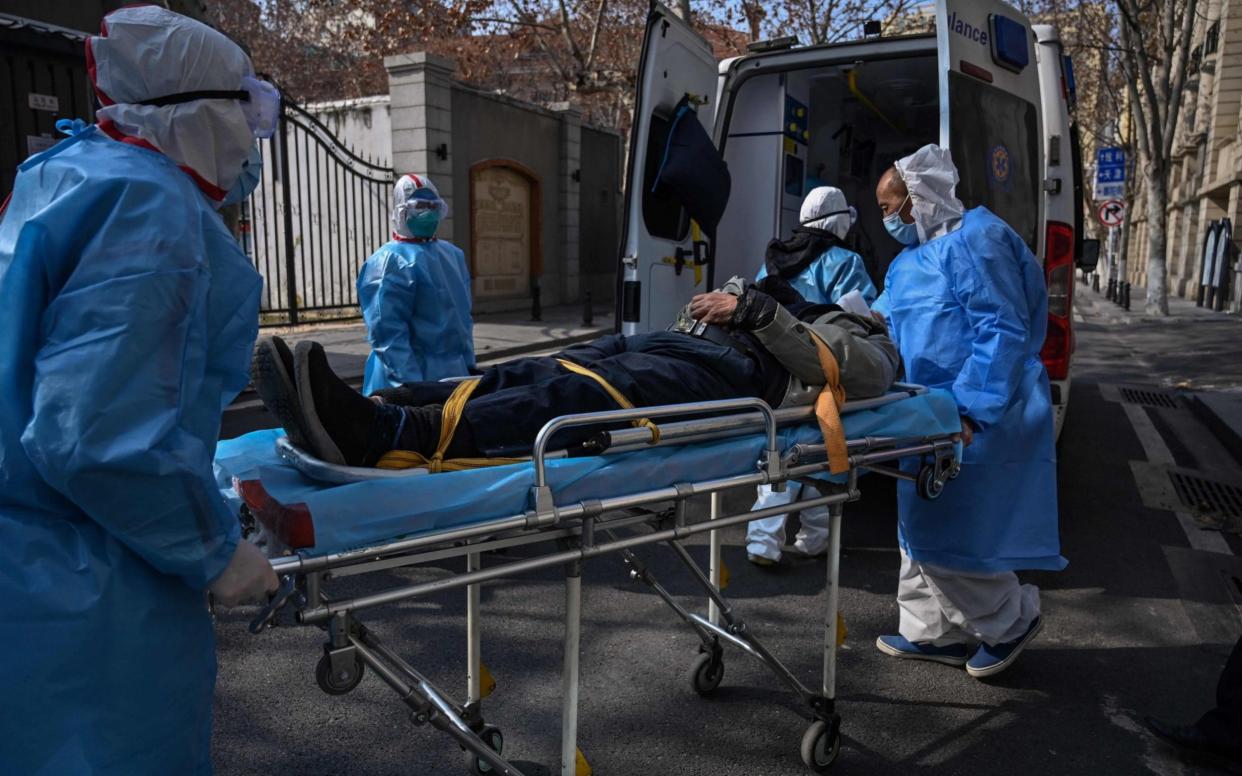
[215,384,962,775]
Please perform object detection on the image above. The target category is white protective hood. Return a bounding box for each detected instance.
[88,5,255,202]
[894,144,965,243]
[799,186,855,241]
[390,174,450,239]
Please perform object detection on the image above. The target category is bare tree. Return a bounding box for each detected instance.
[213,0,908,128]
[1113,0,1200,314]
[770,0,919,45]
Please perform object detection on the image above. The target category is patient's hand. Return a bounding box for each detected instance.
[689,292,738,325]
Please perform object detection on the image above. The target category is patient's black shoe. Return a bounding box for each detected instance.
[294,341,393,466]
[251,336,310,448]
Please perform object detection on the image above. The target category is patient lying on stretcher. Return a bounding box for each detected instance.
[251,275,899,468]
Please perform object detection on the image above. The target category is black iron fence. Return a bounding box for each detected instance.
[240,98,394,326]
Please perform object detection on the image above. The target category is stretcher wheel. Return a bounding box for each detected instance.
[465,723,504,775]
[916,466,944,500]
[799,715,841,773]
[315,652,365,695]
[687,651,724,696]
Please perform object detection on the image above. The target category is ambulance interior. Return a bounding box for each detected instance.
[714,54,940,293]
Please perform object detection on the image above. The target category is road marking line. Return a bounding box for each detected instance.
[1122,403,1233,555]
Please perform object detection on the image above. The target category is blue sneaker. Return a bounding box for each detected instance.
[875,634,969,666]
[966,616,1043,678]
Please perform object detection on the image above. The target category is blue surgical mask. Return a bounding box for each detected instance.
[884,212,919,245]
[221,144,263,207]
[407,210,441,238]
[883,192,918,245]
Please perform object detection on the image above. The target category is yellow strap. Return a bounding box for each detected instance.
[375,378,525,472]
[556,359,661,444]
[806,331,850,475]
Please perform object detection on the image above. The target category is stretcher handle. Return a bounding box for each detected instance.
[531,397,779,488]
[248,574,303,634]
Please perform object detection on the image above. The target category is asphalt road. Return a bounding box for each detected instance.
[212,282,1242,775]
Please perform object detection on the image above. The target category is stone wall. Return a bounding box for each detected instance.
[384,52,621,313]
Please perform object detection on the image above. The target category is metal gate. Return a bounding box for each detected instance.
[241,98,393,326]
[1,14,94,201]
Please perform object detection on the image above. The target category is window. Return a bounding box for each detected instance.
[948,71,1040,249]
[641,111,690,241]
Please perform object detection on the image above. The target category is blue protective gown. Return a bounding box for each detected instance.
[883,208,1063,573]
[0,127,262,773]
[358,239,475,395]
[756,244,878,305]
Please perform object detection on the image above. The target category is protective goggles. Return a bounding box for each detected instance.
[137,75,281,139]
[800,206,857,227]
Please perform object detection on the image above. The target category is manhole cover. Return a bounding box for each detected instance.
[1131,461,1242,532]
[1119,386,1179,408]
[1169,471,1242,523]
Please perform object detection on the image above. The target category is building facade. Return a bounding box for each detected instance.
[1122,0,1242,307]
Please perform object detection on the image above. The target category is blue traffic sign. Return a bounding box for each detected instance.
[1097,146,1126,183]
[1097,147,1125,167]
[1095,146,1126,200]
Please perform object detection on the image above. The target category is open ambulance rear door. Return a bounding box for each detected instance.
[936,0,1045,256]
[615,3,720,334]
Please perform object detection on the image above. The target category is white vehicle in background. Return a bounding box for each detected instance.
[616,0,1089,438]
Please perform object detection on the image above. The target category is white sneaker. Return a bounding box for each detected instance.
[792,537,829,557]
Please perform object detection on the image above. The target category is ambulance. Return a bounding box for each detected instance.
[617,0,1087,437]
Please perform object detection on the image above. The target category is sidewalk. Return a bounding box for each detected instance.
[262,302,611,383]
[1075,280,1242,462]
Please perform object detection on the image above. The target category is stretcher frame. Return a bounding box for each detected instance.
[245,386,959,775]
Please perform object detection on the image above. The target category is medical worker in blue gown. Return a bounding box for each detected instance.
[746,186,878,565]
[0,7,279,772]
[871,144,1063,679]
[358,174,475,395]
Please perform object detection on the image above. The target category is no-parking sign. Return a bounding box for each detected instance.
[1097,199,1126,227]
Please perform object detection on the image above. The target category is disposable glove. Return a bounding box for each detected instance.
[209,540,278,606]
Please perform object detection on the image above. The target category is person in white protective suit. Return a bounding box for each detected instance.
[746,186,878,565]
[0,7,278,772]
[871,144,1062,679]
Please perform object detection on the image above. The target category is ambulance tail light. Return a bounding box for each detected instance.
[1041,221,1074,380]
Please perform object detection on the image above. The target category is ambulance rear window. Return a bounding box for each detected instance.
[947,71,1039,249]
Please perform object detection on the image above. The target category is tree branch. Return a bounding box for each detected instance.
[555,0,586,70]
[1118,17,1155,166]
[469,16,561,32]
[1161,0,1199,160]
[1116,0,1166,162]
[1155,0,1176,131]
[583,0,608,74]
[512,1,575,86]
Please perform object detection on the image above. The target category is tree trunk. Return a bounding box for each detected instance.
[1144,167,1171,314]
[674,0,692,22]
[1118,214,1132,288]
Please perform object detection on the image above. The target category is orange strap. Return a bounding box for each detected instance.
[807,331,849,475]
[374,359,662,473]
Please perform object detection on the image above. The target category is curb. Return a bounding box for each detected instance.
[1187,392,1242,467]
